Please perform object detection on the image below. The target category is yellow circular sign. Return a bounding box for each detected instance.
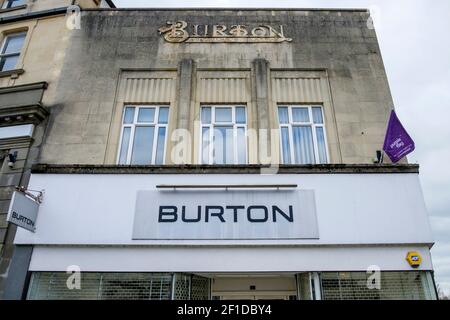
[406,251,422,268]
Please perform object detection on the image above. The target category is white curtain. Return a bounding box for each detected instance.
[281,127,291,164]
[292,126,315,164]
[316,127,327,164]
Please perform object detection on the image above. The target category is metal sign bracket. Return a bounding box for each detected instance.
[15,186,44,204]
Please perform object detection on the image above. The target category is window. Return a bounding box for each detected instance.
[0,32,26,72]
[118,105,169,165]
[321,271,437,300]
[0,124,34,139]
[27,272,211,300]
[200,105,247,165]
[278,105,328,164]
[1,0,25,9]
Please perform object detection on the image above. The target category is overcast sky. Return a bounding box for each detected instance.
[115,0,450,296]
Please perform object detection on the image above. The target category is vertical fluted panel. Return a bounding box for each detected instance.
[272,77,323,103]
[198,77,249,103]
[124,77,175,103]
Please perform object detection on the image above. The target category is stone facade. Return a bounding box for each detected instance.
[1,6,414,300]
[38,8,395,166]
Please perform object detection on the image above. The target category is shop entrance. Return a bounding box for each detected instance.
[210,274,297,300]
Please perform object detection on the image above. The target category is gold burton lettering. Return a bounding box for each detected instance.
[158,20,292,43]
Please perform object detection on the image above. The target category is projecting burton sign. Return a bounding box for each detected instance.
[133,190,319,240]
[7,191,39,233]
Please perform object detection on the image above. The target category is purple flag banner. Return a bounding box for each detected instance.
[383,110,415,163]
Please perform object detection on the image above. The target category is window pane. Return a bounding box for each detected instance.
[292,107,310,122]
[131,126,154,165]
[237,127,246,164]
[0,124,33,139]
[213,126,233,164]
[201,127,210,164]
[3,34,26,54]
[278,107,289,124]
[292,126,315,164]
[236,107,246,124]
[123,107,135,124]
[312,107,324,124]
[158,107,169,124]
[155,127,166,164]
[215,108,232,123]
[118,127,131,164]
[137,108,155,123]
[316,127,328,164]
[4,0,25,8]
[27,271,174,300]
[321,271,432,300]
[201,107,211,124]
[0,55,19,72]
[281,127,291,164]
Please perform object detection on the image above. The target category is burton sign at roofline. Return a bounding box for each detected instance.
[158,21,292,43]
[133,190,319,240]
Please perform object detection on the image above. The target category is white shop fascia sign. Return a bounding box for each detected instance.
[14,173,434,247]
[133,190,319,240]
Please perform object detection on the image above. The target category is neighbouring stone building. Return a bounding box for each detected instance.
[0,0,115,299]
[1,4,437,300]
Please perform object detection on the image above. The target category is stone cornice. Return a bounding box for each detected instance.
[0,103,49,125]
[84,8,368,13]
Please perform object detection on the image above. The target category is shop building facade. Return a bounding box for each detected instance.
[3,6,437,300]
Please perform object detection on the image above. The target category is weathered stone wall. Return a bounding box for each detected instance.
[0,0,110,18]
[0,3,111,299]
[40,9,394,165]
[0,83,48,298]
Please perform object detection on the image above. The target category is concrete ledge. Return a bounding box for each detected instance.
[85,8,369,13]
[0,5,27,14]
[0,7,67,24]
[0,69,24,79]
[0,82,47,95]
[0,82,49,123]
[31,164,420,174]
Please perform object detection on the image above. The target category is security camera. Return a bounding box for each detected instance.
[7,151,18,168]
